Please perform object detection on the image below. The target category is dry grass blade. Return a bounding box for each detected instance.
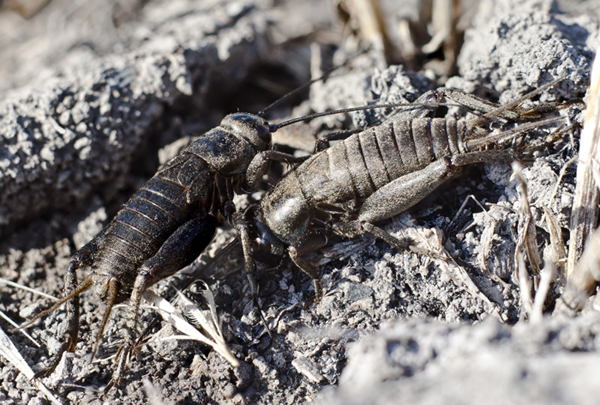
[0,277,59,301]
[558,226,600,312]
[142,289,239,367]
[0,276,57,347]
[567,46,600,278]
[0,310,40,348]
[512,161,545,321]
[422,0,454,54]
[554,47,600,313]
[339,0,391,64]
[543,207,567,281]
[512,161,542,276]
[0,325,62,405]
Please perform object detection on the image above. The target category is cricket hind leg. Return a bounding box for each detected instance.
[332,149,522,262]
[29,228,106,378]
[106,216,216,392]
[32,272,94,378]
[441,77,566,127]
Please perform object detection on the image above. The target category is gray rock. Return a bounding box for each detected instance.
[317,315,600,405]
[0,0,277,235]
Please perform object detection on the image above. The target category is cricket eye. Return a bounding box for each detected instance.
[256,124,271,142]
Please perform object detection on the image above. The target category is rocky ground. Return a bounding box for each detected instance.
[0,0,599,404]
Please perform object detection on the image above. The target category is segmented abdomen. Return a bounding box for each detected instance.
[295,117,467,204]
[93,154,211,286]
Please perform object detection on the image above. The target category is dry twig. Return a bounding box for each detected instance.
[143,284,239,368]
[567,47,600,278]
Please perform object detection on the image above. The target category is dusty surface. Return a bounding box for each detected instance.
[0,0,598,404]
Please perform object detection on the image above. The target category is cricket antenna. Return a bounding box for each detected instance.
[268,102,449,132]
[257,47,371,117]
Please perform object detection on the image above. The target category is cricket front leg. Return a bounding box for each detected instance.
[242,150,309,192]
[288,231,329,299]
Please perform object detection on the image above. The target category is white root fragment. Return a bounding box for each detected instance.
[142,378,172,405]
[531,262,556,323]
[517,254,533,321]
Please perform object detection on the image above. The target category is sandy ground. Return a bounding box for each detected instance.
[0,0,599,404]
